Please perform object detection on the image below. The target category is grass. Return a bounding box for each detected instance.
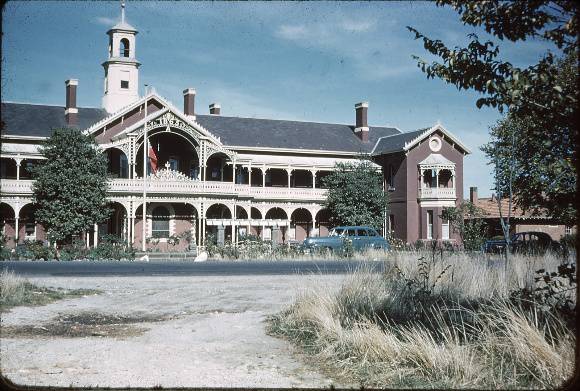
[266,250,576,389]
[0,269,101,312]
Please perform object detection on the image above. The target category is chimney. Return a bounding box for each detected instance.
[469,186,478,204]
[209,103,221,115]
[354,102,369,142]
[65,79,78,126]
[183,88,196,119]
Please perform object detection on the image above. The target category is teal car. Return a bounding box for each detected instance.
[302,226,389,252]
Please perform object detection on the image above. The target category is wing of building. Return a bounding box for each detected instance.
[0,5,471,250]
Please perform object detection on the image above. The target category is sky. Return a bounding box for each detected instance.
[1,1,556,197]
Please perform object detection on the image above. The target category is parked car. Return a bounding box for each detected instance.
[483,231,563,255]
[302,226,389,252]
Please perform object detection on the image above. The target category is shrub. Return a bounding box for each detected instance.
[0,233,12,260]
[59,238,89,261]
[88,234,135,261]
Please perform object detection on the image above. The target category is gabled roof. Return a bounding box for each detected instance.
[372,124,471,156]
[419,153,455,166]
[1,102,108,138]
[1,100,401,153]
[195,114,400,153]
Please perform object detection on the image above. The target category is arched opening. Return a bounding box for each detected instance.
[250,167,263,187]
[315,171,332,188]
[0,203,16,248]
[316,209,331,237]
[265,168,287,187]
[1,158,17,179]
[250,208,262,220]
[265,207,288,244]
[18,204,45,243]
[249,207,262,237]
[291,170,313,188]
[291,208,313,242]
[235,206,249,238]
[236,206,248,219]
[205,153,233,182]
[235,166,249,184]
[422,169,437,188]
[120,38,130,57]
[19,159,37,179]
[206,203,232,243]
[136,131,199,179]
[439,169,453,188]
[98,202,127,243]
[104,148,129,178]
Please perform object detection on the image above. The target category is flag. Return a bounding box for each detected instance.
[148,145,158,174]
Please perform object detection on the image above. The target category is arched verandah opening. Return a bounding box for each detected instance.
[316,209,331,237]
[205,203,232,244]
[291,208,313,242]
[104,148,129,179]
[291,170,313,188]
[18,203,46,243]
[135,131,200,179]
[250,207,262,237]
[205,153,233,182]
[265,207,288,243]
[315,171,332,188]
[1,203,16,248]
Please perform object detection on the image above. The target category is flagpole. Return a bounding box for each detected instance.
[142,85,148,252]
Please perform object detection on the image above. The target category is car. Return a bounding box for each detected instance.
[302,226,390,253]
[483,231,563,255]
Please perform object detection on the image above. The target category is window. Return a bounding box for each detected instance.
[120,38,130,57]
[121,80,129,89]
[427,211,433,239]
[442,218,450,240]
[151,206,170,238]
[565,226,572,235]
[346,229,356,237]
[387,165,395,188]
[358,229,368,236]
[24,221,35,239]
[368,229,377,237]
[389,214,395,235]
[119,154,128,178]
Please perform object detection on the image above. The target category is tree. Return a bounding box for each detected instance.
[322,157,388,231]
[408,1,578,224]
[441,201,487,251]
[32,128,110,247]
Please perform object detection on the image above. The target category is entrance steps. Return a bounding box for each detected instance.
[134,251,198,262]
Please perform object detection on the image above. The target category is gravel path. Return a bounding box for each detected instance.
[1,275,352,388]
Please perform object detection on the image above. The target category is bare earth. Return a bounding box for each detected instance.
[1,274,353,388]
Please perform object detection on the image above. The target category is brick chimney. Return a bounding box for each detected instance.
[469,186,478,204]
[183,88,196,119]
[65,79,78,127]
[209,103,221,115]
[354,102,369,142]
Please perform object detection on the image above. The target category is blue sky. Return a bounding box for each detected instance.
[2,1,555,197]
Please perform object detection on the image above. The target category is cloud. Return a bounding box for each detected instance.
[276,25,309,40]
[340,19,376,33]
[94,16,117,26]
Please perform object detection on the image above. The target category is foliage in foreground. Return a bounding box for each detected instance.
[408,1,578,224]
[322,158,388,231]
[32,128,110,246]
[267,251,576,388]
[0,270,100,311]
[441,201,487,251]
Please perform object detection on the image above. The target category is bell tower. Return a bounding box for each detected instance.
[102,1,141,113]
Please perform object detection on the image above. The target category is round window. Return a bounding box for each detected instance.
[429,137,442,152]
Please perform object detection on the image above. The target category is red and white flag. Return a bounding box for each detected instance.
[148,145,158,174]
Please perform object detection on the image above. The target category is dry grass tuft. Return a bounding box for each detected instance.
[267,251,576,388]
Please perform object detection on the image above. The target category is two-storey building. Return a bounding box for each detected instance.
[0,6,470,251]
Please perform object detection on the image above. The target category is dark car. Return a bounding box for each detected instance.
[302,226,389,252]
[483,231,563,255]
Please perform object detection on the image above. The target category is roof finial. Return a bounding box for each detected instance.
[121,0,126,23]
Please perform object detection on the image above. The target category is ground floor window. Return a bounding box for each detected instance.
[389,214,395,236]
[442,218,450,240]
[427,210,433,239]
[24,221,36,240]
[152,206,170,238]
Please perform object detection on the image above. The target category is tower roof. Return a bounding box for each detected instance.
[108,20,137,33]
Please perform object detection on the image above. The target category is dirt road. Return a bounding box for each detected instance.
[1,274,352,388]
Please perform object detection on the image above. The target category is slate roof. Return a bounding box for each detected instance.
[195,114,400,152]
[1,102,108,138]
[371,128,430,155]
[1,102,402,153]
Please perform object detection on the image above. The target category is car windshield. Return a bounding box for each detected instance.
[329,228,344,237]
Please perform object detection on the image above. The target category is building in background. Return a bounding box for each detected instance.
[0,4,470,250]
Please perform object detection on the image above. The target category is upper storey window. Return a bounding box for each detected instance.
[120,38,130,57]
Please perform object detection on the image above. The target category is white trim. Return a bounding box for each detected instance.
[404,124,471,154]
[1,135,48,141]
[228,145,360,156]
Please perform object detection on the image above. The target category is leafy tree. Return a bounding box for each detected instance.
[32,128,110,247]
[408,0,578,224]
[322,158,388,230]
[441,201,487,251]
